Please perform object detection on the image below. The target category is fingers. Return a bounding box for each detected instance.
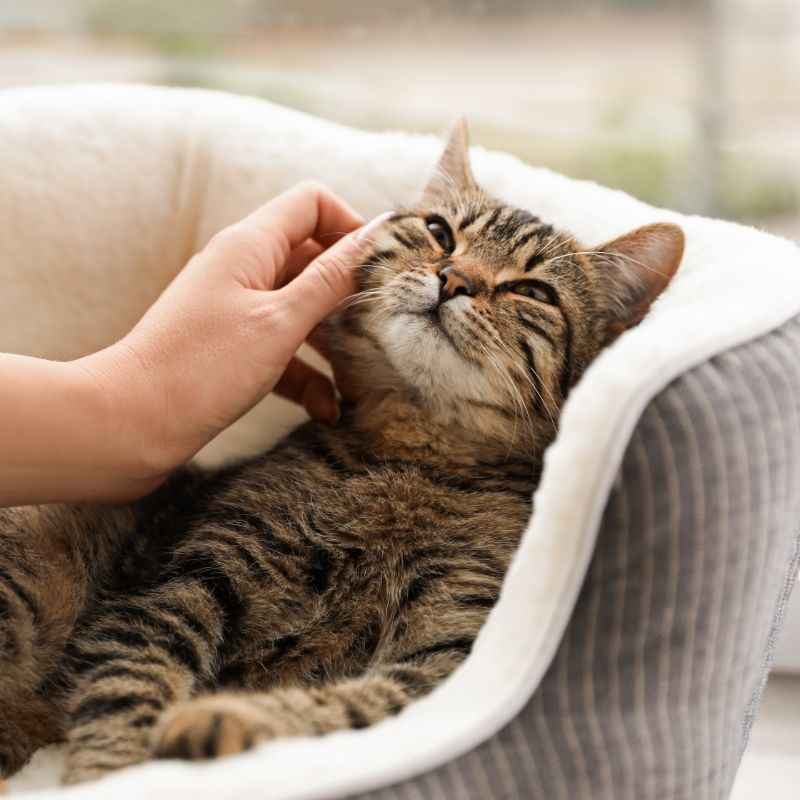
[273,211,392,355]
[277,232,362,344]
[273,356,340,423]
[244,181,365,265]
[280,239,325,288]
[306,327,359,403]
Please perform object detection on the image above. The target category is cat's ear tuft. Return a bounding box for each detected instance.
[422,117,476,203]
[592,222,685,342]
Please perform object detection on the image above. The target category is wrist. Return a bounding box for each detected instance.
[0,351,169,506]
[70,343,179,486]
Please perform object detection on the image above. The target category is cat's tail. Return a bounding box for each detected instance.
[0,507,88,693]
[0,503,136,777]
[0,507,79,776]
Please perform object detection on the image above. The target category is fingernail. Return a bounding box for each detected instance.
[355,211,393,244]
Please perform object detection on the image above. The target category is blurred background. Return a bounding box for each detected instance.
[0,0,798,243]
[0,1,799,795]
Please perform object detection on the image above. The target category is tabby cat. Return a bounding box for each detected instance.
[0,121,684,785]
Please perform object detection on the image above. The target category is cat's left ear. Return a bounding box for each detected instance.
[422,117,476,202]
[591,222,685,342]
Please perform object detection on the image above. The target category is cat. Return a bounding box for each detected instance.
[0,120,684,785]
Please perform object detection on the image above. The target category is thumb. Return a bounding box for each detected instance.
[274,212,391,350]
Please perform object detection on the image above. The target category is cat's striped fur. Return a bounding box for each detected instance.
[0,121,683,784]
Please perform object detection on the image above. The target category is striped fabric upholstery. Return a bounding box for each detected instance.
[350,315,800,800]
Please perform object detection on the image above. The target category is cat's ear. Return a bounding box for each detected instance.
[422,117,476,202]
[591,222,685,342]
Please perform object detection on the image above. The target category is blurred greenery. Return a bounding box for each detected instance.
[163,63,797,223]
[2,0,797,230]
[717,162,800,221]
[581,143,798,220]
[158,60,321,114]
[86,0,223,34]
[77,0,699,33]
[580,143,681,207]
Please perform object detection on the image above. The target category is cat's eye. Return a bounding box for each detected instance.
[506,280,558,306]
[425,216,455,255]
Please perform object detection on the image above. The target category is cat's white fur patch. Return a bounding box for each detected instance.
[371,269,496,408]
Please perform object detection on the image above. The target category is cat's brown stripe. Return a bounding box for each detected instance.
[458,208,482,230]
[516,310,559,348]
[518,337,546,413]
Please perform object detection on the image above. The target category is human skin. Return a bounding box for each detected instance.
[0,182,386,507]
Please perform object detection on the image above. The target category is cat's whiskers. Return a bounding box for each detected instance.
[354,235,390,250]
[360,260,402,279]
[365,299,399,332]
[490,332,549,432]
[489,319,560,426]
[473,325,536,453]
[341,288,387,308]
[337,289,389,315]
[494,337,542,432]
[465,331,523,453]
[537,233,569,260]
[549,250,668,278]
[514,357,557,430]
[489,360,527,458]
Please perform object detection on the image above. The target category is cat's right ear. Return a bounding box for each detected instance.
[421,117,476,203]
[591,222,685,343]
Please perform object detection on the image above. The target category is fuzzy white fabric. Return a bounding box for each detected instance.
[2,84,800,799]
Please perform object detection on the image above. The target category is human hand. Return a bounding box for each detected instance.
[77,181,384,487]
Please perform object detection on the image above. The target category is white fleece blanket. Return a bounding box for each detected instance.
[2,84,800,799]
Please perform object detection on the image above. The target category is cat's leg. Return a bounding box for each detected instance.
[61,578,226,785]
[152,647,468,761]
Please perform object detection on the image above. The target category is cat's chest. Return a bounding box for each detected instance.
[306,465,533,549]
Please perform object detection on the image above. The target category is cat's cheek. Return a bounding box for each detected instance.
[150,695,277,761]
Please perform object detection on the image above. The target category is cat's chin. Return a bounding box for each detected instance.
[372,310,495,409]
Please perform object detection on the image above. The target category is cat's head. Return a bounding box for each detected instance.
[329,120,683,458]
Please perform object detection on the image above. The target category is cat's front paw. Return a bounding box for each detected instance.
[151,694,277,761]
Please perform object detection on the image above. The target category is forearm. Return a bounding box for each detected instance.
[0,186,368,508]
[0,351,165,507]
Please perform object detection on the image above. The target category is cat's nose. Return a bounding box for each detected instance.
[437,267,475,303]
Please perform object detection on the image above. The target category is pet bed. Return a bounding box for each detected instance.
[1,84,799,800]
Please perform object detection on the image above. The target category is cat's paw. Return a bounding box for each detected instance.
[151,695,278,761]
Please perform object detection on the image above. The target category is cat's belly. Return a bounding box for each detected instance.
[143,446,533,697]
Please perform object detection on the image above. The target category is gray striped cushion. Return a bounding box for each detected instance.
[349,314,800,800]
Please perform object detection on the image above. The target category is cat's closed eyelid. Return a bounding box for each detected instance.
[493,280,560,308]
